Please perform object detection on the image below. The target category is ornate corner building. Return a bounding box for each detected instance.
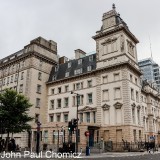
[0,5,160,150]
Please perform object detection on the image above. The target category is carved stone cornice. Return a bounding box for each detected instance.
[114,102,123,109]
[102,104,110,111]
[78,106,97,113]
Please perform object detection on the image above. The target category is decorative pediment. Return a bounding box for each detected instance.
[114,102,123,109]
[102,104,110,111]
[78,106,97,113]
[101,37,117,45]
[131,103,136,108]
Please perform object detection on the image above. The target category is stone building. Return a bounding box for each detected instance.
[0,37,58,148]
[40,5,160,150]
[0,4,160,151]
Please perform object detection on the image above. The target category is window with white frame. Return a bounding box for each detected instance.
[131,88,134,100]
[68,62,71,68]
[89,55,93,61]
[74,68,82,75]
[7,77,10,84]
[65,85,69,92]
[52,76,56,81]
[78,59,82,65]
[87,93,93,104]
[114,73,120,81]
[136,91,139,102]
[57,99,61,108]
[36,98,41,108]
[44,130,48,143]
[80,113,83,122]
[65,72,69,77]
[37,84,42,94]
[114,87,121,99]
[56,114,61,122]
[21,72,24,80]
[86,112,90,123]
[50,100,54,109]
[103,90,109,101]
[103,76,108,83]
[87,66,92,72]
[38,72,42,80]
[58,87,61,93]
[55,66,58,72]
[15,74,18,82]
[64,97,69,107]
[64,114,68,122]
[51,89,54,94]
[50,115,54,122]
[19,84,23,93]
[87,80,92,87]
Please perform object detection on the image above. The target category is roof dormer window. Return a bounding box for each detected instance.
[65,72,69,77]
[74,68,82,75]
[52,76,56,81]
[78,59,82,65]
[55,66,58,72]
[89,55,93,62]
[87,66,92,72]
[68,62,71,68]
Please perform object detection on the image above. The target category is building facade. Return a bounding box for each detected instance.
[0,37,58,148]
[0,4,160,151]
[138,58,160,90]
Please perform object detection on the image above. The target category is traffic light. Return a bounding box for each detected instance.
[68,121,72,132]
[73,119,78,128]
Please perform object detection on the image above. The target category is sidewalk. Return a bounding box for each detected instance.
[80,151,160,159]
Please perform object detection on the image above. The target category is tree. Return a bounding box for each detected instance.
[0,89,33,150]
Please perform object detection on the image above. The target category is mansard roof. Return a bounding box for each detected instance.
[48,53,96,83]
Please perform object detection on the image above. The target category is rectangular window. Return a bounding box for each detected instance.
[135,78,137,85]
[136,91,139,102]
[78,59,82,65]
[65,85,69,92]
[7,77,10,85]
[44,130,48,143]
[87,66,92,72]
[64,97,69,107]
[19,84,23,93]
[103,76,108,83]
[55,66,58,72]
[86,112,90,123]
[56,115,61,122]
[89,55,93,61]
[38,72,42,80]
[87,93,93,104]
[50,115,54,122]
[93,112,96,123]
[65,72,69,77]
[64,114,68,122]
[114,88,121,99]
[51,89,54,94]
[11,76,13,83]
[76,83,80,90]
[21,72,24,80]
[103,90,109,101]
[130,74,133,82]
[80,113,83,122]
[35,114,39,123]
[37,85,42,94]
[15,74,18,82]
[131,88,134,100]
[50,100,54,109]
[3,78,5,85]
[68,62,71,68]
[36,98,40,108]
[74,68,82,75]
[114,73,120,81]
[58,87,61,93]
[57,99,61,108]
[87,80,92,88]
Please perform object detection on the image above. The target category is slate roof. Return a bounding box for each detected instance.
[48,53,96,83]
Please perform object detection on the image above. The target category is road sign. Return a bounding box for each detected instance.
[53,132,63,136]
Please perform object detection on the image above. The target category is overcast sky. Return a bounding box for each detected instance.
[0,0,160,63]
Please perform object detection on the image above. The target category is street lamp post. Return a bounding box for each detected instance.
[71,91,82,154]
[36,121,41,154]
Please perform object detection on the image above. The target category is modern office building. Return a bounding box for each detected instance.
[138,58,160,90]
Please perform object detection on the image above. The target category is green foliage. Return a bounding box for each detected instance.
[0,89,33,134]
